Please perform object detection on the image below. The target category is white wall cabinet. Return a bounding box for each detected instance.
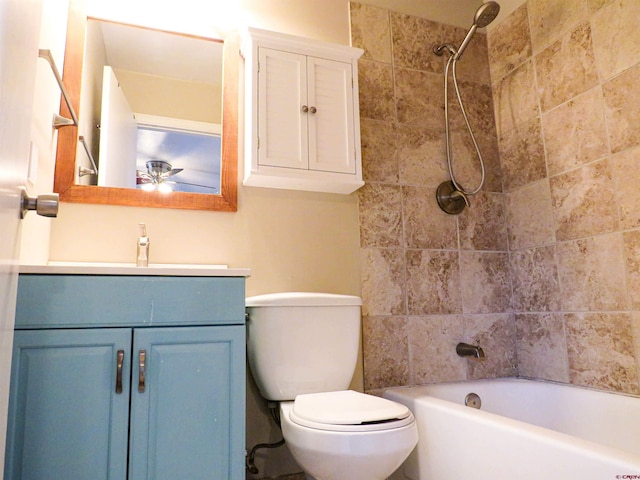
[243,28,364,194]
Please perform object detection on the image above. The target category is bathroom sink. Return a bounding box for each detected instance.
[19,262,251,277]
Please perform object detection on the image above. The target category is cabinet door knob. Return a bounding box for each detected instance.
[138,350,146,393]
[309,106,317,114]
[301,105,309,113]
[115,350,124,394]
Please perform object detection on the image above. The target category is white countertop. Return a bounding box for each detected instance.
[20,262,251,277]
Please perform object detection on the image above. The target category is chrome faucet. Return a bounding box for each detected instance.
[456,342,485,358]
[136,223,150,267]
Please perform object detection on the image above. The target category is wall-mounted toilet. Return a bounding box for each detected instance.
[245,292,418,480]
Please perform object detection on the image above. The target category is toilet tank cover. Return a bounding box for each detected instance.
[246,292,362,307]
[293,390,410,425]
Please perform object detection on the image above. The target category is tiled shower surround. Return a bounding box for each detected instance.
[352,0,640,396]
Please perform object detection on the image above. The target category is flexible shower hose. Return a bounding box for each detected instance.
[443,54,486,196]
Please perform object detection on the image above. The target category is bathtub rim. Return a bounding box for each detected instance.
[384,377,640,401]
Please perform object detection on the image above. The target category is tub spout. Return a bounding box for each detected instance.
[456,342,485,358]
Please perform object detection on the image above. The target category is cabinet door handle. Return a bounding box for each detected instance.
[138,349,146,393]
[301,105,309,113]
[309,106,317,114]
[115,350,124,394]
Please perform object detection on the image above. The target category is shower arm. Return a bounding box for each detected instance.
[434,44,457,57]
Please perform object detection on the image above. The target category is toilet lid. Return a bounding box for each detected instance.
[292,390,411,426]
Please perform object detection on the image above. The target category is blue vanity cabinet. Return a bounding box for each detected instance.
[6,273,247,480]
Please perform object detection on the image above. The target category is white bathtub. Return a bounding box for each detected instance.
[384,378,640,480]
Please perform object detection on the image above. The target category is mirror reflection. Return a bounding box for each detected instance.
[77,19,224,194]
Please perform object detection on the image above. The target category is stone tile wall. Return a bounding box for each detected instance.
[351,2,516,393]
[489,0,640,395]
[352,0,640,396]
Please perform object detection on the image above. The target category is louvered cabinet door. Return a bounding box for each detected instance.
[257,47,309,170]
[307,56,356,175]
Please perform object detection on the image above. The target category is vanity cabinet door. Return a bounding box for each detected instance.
[128,325,245,480]
[4,328,132,480]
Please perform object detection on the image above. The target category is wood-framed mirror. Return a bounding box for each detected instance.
[54,0,238,211]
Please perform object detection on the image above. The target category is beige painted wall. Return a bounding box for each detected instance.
[50,189,362,296]
[19,0,69,265]
[117,70,222,124]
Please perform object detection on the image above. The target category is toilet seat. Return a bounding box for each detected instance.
[289,390,415,432]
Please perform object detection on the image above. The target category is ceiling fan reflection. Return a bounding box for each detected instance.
[137,160,182,192]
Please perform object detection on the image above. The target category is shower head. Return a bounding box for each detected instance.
[474,1,501,28]
[453,1,500,61]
